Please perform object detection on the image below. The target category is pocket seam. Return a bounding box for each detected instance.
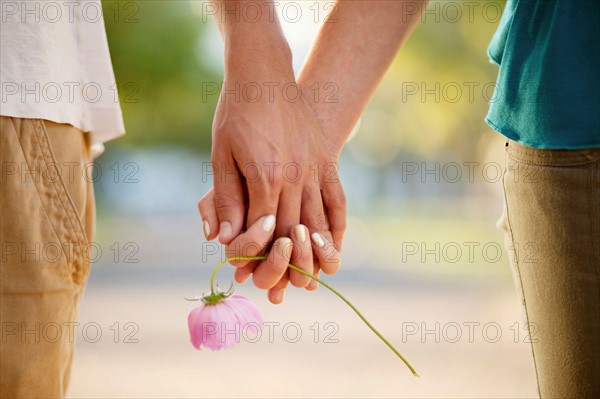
[501,146,543,398]
[30,119,89,286]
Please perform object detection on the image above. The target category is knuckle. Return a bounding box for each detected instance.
[251,175,281,202]
[214,191,241,211]
[273,277,289,291]
[252,275,268,290]
[289,274,309,288]
[265,170,284,188]
[305,213,328,232]
[329,190,347,210]
[253,274,275,290]
[197,190,213,211]
[299,244,313,260]
[290,243,310,261]
[242,237,266,256]
[331,219,347,233]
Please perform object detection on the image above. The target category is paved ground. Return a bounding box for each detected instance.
[65,207,538,398]
[68,269,537,398]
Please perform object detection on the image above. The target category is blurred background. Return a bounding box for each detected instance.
[70,1,538,398]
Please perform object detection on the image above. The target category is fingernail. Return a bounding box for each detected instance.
[202,220,210,239]
[274,290,284,303]
[278,237,292,258]
[219,221,232,241]
[262,215,276,232]
[311,232,325,248]
[293,225,307,242]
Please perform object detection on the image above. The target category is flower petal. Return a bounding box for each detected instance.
[224,296,263,335]
[188,295,263,351]
[215,301,241,350]
[231,296,263,324]
[201,304,223,350]
[188,305,207,350]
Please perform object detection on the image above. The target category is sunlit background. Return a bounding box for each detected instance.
[69,1,538,397]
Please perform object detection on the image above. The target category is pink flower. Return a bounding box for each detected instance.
[188,294,263,350]
[190,257,418,376]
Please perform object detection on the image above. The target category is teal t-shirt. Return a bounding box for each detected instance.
[486,0,600,149]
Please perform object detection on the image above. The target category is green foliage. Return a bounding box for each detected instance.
[102,0,220,152]
[102,0,505,160]
[362,0,506,160]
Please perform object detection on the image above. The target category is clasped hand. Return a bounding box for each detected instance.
[198,76,346,304]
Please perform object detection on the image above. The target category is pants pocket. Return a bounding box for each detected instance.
[0,117,92,294]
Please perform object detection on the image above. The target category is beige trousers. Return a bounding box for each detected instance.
[0,117,94,398]
[500,140,600,398]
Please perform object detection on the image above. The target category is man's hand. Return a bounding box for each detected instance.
[200,92,345,302]
[203,1,346,303]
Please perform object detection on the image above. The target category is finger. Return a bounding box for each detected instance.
[301,183,329,233]
[274,187,301,239]
[225,215,276,268]
[234,263,256,284]
[311,231,341,275]
[246,166,283,229]
[267,272,289,304]
[197,188,219,241]
[300,183,329,290]
[288,225,312,288]
[321,172,346,252]
[306,262,321,291]
[252,237,292,290]
[212,153,245,244]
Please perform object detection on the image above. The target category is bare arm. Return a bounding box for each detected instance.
[203,1,344,304]
[298,0,428,153]
[201,1,425,303]
[213,1,294,84]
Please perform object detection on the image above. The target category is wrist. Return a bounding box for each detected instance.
[224,39,293,82]
[298,83,349,157]
[220,3,294,82]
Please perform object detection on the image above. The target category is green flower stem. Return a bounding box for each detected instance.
[211,256,419,377]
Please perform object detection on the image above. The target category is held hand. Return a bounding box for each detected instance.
[205,81,346,300]
[210,82,315,241]
[198,189,341,304]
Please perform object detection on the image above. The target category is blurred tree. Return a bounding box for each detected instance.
[101,0,505,162]
[102,0,220,152]
[355,0,506,161]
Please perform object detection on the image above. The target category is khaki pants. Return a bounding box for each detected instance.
[500,140,600,398]
[0,117,94,398]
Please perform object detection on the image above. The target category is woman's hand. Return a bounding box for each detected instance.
[198,191,341,304]
[208,85,346,289]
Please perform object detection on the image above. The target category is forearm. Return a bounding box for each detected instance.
[298,0,427,151]
[213,0,294,82]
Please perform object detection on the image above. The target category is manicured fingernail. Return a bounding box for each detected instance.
[278,237,292,257]
[311,232,325,248]
[219,221,232,241]
[202,220,210,239]
[262,215,276,232]
[274,290,284,303]
[293,225,307,242]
